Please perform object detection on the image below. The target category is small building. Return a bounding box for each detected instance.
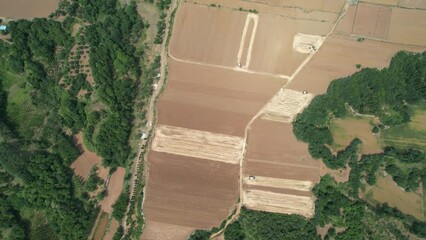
[0,25,7,31]
[140,132,147,140]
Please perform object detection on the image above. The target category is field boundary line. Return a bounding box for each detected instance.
[244,14,259,68]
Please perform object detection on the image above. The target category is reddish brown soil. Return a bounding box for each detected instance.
[71,132,109,181]
[93,212,109,240]
[0,0,59,19]
[104,219,119,240]
[243,119,320,183]
[142,221,195,240]
[388,8,426,46]
[143,151,239,238]
[352,3,392,39]
[288,34,425,94]
[157,59,285,137]
[170,3,247,67]
[100,167,125,214]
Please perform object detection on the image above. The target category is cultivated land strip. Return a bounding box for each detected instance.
[152,125,244,164]
[210,2,350,238]
[244,176,314,192]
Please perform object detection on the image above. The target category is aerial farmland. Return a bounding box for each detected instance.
[142,0,426,239]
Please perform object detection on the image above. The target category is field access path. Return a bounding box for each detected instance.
[122,0,178,235]
[210,2,350,237]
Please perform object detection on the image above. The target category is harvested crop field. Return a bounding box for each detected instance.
[261,88,313,123]
[170,3,247,67]
[152,125,243,164]
[352,3,392,40]
[71,132,109,181]
[0,0,59,19]
[142,221,195,240]
[242,119,319,217]
[157,59,285,137]
[331,116,382,154]
[99,167,125,214]
[398,0,426,9]
[365,174,425,221]
[288,34,425,94]
[334,5,357,35]
[144,151,239,230]
[243,190,315,217]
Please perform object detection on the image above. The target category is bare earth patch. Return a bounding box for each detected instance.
[0,0,59,19]
[104,219,119,240]
[244,176,314,192]
[99,167,125,214]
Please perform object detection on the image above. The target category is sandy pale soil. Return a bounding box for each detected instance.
[142,221,195,240]
[152,125,243,164]
[104,219,119,240]
[362,0,399,5]
[398,0,426,9]
[0,0,59,19]
[71,132,109,181]
[99,167,125,214]
[144,151,239,231]
[243,189,315,217]
[334,5,357,35]
[262,89,313,123]
[169,3,247,67]
[243,176,314,192]
[352,3,392,39]
[288,34,425,94]
[157,58,285,137]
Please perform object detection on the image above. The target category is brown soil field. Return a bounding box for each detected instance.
[169,3,247,67]
[152,125,243,164]
[262,89,313,123]
[398,0,426,9]
[352,3,392,39]
[142,221,195,240]
[144,151,239,233]
[93,212,109,240]
[334,5,357,35]
[0,0,59,19]
[365,174,425,221]
[248,14,333,76]
[104,219,119,240]
[320,162,351,183]
[388,8,426,46]
[185,0,344,20]
[242,119,319,217]
[71,132,109,181]
[288,34,425,94]
[157,59,285,137]
[331,116,382,154]
[99,167,125,214]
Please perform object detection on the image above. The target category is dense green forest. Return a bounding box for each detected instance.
[189,51,426,240]
[0,0,150,239]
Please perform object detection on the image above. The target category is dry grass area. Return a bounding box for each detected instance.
[320,162,351,183]
[144,151,239,231]
[365,174,425,221]
[244,176,314,192]
[70,132,109,181]
[331,116,381,154]
[361,0,399,5]
[398,0,426,9]
[93,212,109,240]
[262,89,313,123]
[0,0,59,19]
[152,125,243,164]
[142,221,195,240]
[243,190,315,218]
[293,33,325,54]
[99,167,125,214]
